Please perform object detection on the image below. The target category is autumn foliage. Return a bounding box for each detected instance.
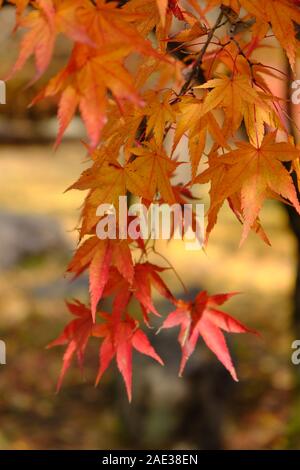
[3,0,300,400]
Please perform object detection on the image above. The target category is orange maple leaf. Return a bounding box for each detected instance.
[196,133,300,243]
[173,95,229,179]
[128,140,179,204]
[195,150,271,245]
[68,145,178,236]
[7,0,91,82]
[33,43,143,148]
[240,0,300,70]
[198,73,274,141]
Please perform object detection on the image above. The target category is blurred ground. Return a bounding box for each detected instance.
[0,143,299,449]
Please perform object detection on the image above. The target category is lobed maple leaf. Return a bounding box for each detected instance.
[194,148,270,244]
[144,90,176,146]
[67,237,134,322]
[160,291,255,379]
[48,297,164,401]
[47,300,94,391]
[173,95,229,179]
[240,0,300,70]
[70,152,133,237]
[101,261,175,326]
[93,313,163,401]
[128,140,179,204]
[123,0,162,38]
[7,0,91,82]
[195,133,300,243]
[202,54,286,146]
[33,43,143,148]
[197,73,276,143]
[68,144,179,237]
[133,262,175,323]
[79,0,164,59]
[28,0,170,147]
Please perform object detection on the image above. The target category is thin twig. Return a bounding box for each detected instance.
[178,10,225,96]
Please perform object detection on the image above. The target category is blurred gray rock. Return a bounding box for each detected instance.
[0,210,69,268]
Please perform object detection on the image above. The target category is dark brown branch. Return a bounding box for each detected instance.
[178,10,225,96]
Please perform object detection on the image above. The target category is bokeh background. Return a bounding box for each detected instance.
[1,5,300,450]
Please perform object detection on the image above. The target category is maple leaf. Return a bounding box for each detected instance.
[101,262,175,326]
[93,313,163,401]
[7,0,91,82]
[195,134,300,243]
[33,43,143,148]
[198,74,274,141]
[68,155,129,237]
[98,103,144,160]
[123,0,162,38]
[133,262,175,323]
[80,0,164,59]
[169,17,207,43]
[160,291,255,379]
[47,300,94,391]
[29,0,169,147]
[128,140,179,204]
[67,237,134,322]
[173,96,229,179]
[204,55,285,146]
[144,90,176,145]
[194,149,271,244]
[240,0,300,70]
[69,145,178,236]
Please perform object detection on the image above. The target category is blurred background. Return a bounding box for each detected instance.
[1,5,300,450]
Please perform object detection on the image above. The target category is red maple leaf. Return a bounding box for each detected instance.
[100,261,176,325]
[160,291,257,380]
[133,262,175,323]
[169,0,185,20]
[67,237,134,322]
[93,312,163,401]
[47,300,94,391]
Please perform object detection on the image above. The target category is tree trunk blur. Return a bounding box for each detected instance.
[286,59,300,331]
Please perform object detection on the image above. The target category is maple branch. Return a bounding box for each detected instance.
[178,10,225,96]
[105,0,132,6]
[230,35,255,79]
